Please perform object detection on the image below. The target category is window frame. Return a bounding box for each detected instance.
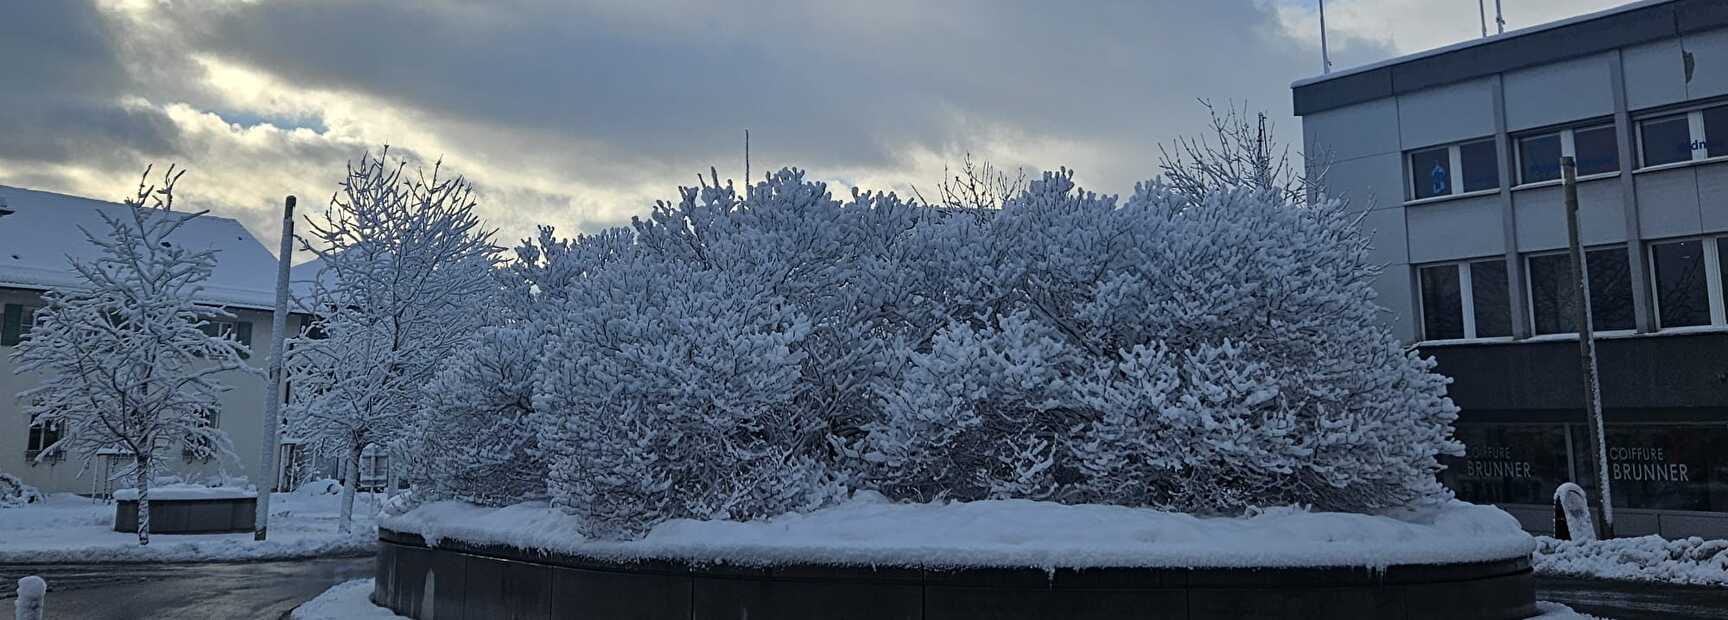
[1415,257,1516,343]
[1513,123,1619,187]
[1407,138,1500,203]
[25,413,64,464]
[1523,246,1639,337]
[1647,236,1728,330]
[1634,103,1728,171]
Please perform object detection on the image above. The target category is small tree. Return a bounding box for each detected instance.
[1157,100,1327,205]
[13,167,254,545]
[287,150,499,530]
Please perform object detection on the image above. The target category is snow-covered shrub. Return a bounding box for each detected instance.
[411,325,547,506]
[859,171,1461,514]
[0,472,43,508]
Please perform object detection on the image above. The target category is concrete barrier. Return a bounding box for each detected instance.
[114,497,257,534]
[374,528,1538,620]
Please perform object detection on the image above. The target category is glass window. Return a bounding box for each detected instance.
[1651,239,1711,328]
[1640,116,1693,167]
[1419,265,1464,340]
[1589,247,1635,331]
[1470,259,1513,337]
[1460,140,1499,192]
[1704,105,1728,158]
[1570,424,1728,513]
[1518,134,1562,184]
[1411,147,1451,200]
[1528,248,1635,334]
[1573,125,1620,176]
[1441,424,1574,506]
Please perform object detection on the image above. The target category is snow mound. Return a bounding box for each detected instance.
[1,472,44,508]
[292,579,405,619]
[1532,601,1600,619]
[386,493,1534,570]
[1534,535,1728,586]
[112,484,257,501]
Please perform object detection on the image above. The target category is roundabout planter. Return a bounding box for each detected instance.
[372,499,1540,620]
[112,487,258,535]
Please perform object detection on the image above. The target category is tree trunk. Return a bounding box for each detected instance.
[134,455,152,546]
[339,442,361,533]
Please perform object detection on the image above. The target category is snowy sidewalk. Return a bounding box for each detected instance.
[0,489,379,563]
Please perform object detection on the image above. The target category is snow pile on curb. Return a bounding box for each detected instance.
[1532,601,1600,619]
[386,493,1534,570]
[292,579,404,619]
[112,484,258,501]
[1534,535,1728,586]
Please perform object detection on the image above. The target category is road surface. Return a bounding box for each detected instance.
[3,557,1726,619]
[0,556,372,620]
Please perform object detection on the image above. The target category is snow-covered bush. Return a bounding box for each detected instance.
[406,163,1460,538]
[411,326,547,506]
[0,472,43,508]
[859,171,1461,514]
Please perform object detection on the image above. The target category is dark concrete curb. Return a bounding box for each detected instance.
[373,527,1539,619]
[114,497,257,534]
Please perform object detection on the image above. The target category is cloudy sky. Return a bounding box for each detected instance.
[1,0,1629,260]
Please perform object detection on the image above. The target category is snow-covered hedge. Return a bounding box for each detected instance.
[420,167,1462,539]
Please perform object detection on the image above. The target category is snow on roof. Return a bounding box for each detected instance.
[1290,0,1671,89]
[0,184,286,311]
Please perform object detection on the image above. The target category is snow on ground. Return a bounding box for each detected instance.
[291,579,404,620]
[0,486,380,563]
[1531,601,1601,619]
[386,491,1534,570]
[112,483,257,501]
[1534,534,1728,586]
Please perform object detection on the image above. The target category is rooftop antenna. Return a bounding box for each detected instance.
[1318,0,1333,74]
[1495,0,1505,34]
[1478,0,1489,37]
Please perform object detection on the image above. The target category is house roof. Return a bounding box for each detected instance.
[0,184,289,312]
[1290,0,1728,116]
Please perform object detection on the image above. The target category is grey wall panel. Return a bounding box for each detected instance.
[1302,98,1401,162]
[1360,206,1409,266]
[1635,167,1705,239]
[1398,79,1496,149]
[1622,39,1690,111]
[1406,195,1505,263]
[1322,152,1406,210]
[1513,180,1628,252]
[1370,267,1418,344]
[1503,55,1614,131]
[1695,163,1728,233]
[1684,28,1728,100]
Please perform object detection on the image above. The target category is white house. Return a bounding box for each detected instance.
[0,184,314,496]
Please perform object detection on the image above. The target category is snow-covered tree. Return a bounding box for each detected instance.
[12,167,255,544]
[861,171,1461,514]
[287,150,499,530]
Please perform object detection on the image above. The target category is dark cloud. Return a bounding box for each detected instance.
[165,0,1390,185]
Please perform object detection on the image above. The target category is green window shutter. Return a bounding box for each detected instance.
[2,304,20,346]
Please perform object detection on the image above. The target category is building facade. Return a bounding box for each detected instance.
[0,185,312,496]
[1295,0,1728,538]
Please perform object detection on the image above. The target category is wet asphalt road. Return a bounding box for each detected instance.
[3,557,1726,619]
[0,556,372,620]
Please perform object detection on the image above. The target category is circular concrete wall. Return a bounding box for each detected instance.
[374,528,1537,620]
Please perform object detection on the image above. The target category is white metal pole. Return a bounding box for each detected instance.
[254,195,296,541]
[1478,0,1488,38]
[1495,0,1506,34]
[1319,0,1333,74]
